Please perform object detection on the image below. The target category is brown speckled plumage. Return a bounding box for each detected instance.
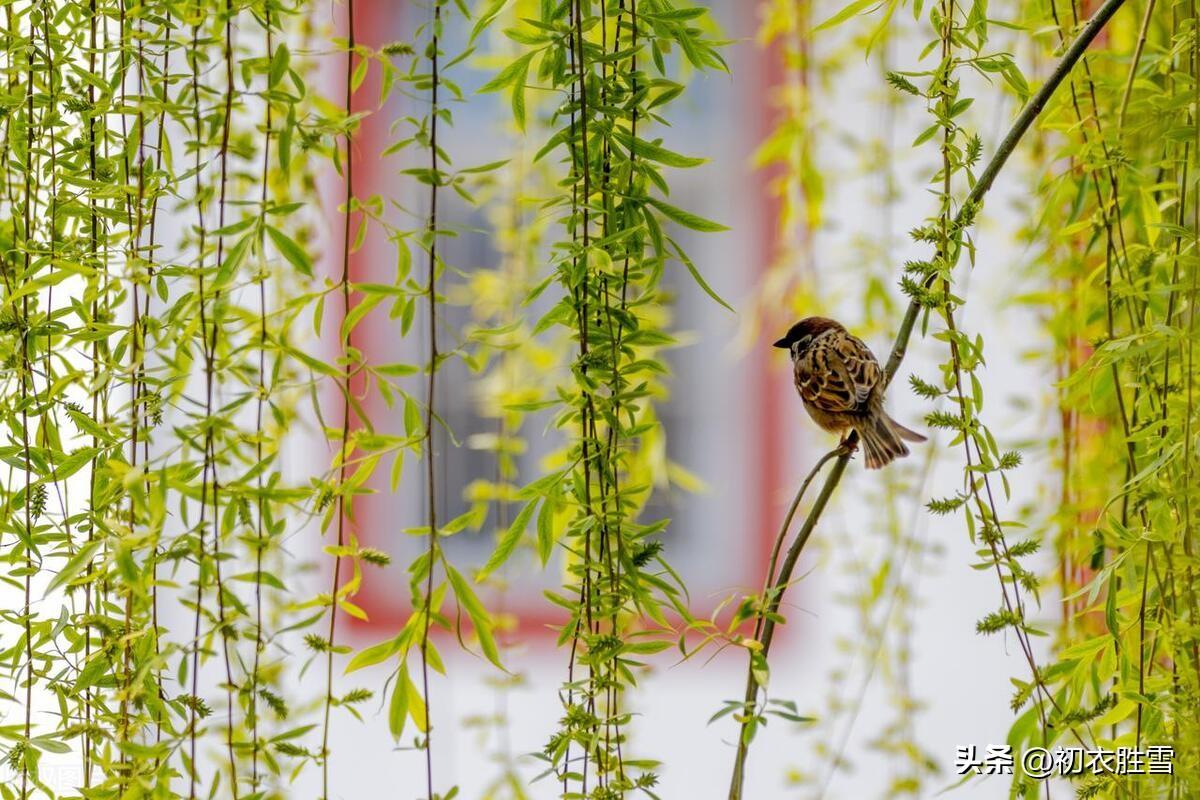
[774,317,926,469]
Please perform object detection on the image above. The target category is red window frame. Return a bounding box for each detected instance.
[326,2,797,642]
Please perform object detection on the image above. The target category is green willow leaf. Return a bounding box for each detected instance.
[813,0,883,33]
[388,664,410,739]
[445,564,503,670]
[536,499,555,566]
[470,0,508,43]
[346,634,406,675]
[215,229,256,288]
[269,43,290,88]
[476,498,537,581]
[478,51,535,93]
[668,237,734,312]
[645,198,729,232]
[45,539,103,595]
[266,224,313,276]
[613,131,706,168]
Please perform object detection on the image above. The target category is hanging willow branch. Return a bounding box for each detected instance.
[212,2,240,792]
[726,0,1128,795]
[321,2,356,795]
[476,0,728,795]
[187,11,211,796]
[420,1,443,796]
[250,4,275,790]
[1,2,342,797]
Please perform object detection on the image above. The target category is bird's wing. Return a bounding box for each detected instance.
[835,333,883,405]
[798,331,882,413]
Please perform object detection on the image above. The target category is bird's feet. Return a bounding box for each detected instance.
[835,435,858,459]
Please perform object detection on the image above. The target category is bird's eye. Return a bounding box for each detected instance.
[792,334,812,355]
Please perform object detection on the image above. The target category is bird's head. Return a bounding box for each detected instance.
[772,316,844,358]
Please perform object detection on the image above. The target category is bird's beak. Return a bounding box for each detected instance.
[772,337,790,349]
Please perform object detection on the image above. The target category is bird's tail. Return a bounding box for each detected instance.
[889,415,927,444]
[859,413,926,469]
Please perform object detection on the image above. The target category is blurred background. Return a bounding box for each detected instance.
[300,2,1060,798]
[4,0,1190,797]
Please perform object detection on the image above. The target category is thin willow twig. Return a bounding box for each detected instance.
[118,0,138,786]
[251,5,274,789]
[727,448,841,798]
[212,1,240,792]
[321,2,355,796]
[19,11,35,795]
[755,449,841,638]
[1116,0,1156,131]
[187,12,210,797]
[563,0,601,792]
[83,0,100,784]
[421,2,442,797]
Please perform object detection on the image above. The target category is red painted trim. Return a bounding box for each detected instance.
[334,1,565,640]
[340,7,796,644]
[344,0,425,635]
[753,35,791,576]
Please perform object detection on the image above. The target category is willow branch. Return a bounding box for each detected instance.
[321,3,355,796]
[726,0,1127,796]
[728,449,843,798]
[421,2,442,797]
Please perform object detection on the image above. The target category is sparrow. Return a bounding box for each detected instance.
[774,317,926,469]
